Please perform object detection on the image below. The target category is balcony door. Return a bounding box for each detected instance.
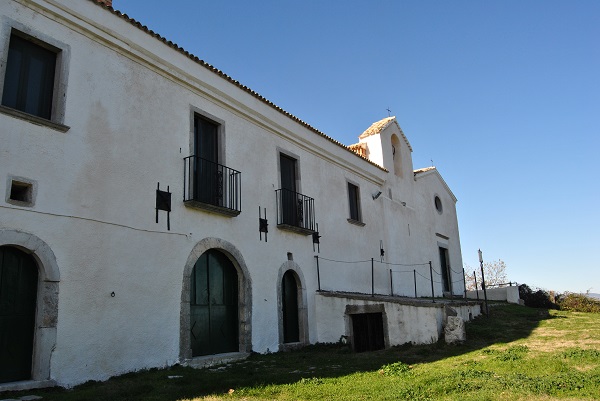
[194,116,221,205]
[280,154,299,226]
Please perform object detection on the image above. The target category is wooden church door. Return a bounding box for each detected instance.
[190,249,238,356]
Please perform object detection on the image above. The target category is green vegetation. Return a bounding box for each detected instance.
[519,284,600,314]
[5,304,600,401]
[557,293,600,314]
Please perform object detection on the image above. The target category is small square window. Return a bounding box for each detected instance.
[2,32,58,120]
[348,182,362,222]
[7,178,35,206]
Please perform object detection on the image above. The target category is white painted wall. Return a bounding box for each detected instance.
[315,294,481,346]
[0,0,466,387]
[467,287,521,304]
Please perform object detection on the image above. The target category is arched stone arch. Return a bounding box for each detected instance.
[179,237,252,360]
[391,134,403,177]
[0,229,59,384]
[276,261,308,350]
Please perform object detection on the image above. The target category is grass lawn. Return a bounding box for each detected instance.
[4,304,600,400]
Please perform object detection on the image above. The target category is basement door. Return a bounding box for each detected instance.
[282,271,300,343]
[190,249,239,357]
[351,313,384,352]
[0,246,38,383]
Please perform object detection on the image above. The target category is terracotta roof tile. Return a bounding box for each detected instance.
[358,116,413,152]
[359,116,395,139]
[413,166,436,175]
[348,142,367,158]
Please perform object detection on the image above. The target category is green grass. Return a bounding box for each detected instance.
[5,304,600,401]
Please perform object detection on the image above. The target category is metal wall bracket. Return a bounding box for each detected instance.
[259,206,268,242]
[313,223,321,253]
[156,182,172,230]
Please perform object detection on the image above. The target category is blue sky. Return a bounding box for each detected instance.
[117,0,600,293]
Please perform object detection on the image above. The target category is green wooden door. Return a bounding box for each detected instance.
[282,271,300,343]
[190,250,238,356]
[0,246,38,383]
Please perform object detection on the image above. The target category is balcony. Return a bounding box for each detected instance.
[275,188,316,235]
[184,156,241,216]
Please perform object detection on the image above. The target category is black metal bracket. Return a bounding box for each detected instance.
[259,206,268,242]
[380,240,385,262]
[313,223,321,253]
[156,182,172,231]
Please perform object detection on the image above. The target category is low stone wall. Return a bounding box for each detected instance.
[315,292,481,347]
[466,286,521,304]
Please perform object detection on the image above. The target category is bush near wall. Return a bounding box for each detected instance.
[519,284,600,313]
[557,293,600,313]
[518,284,558,309]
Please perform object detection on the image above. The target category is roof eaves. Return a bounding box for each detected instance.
[413,167,457,202]
[90,0,386,172]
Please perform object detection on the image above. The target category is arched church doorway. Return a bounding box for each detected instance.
[0,246,38,383]
[190,249,239,356]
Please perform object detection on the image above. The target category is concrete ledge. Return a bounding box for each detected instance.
[183,352,250,369]
[0,380,56,393]
[317,290,481,308]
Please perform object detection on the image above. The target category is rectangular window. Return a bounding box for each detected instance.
[348,182,361,222]
[2,32,57,120]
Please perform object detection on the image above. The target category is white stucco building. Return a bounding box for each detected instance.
[0,0,478,390]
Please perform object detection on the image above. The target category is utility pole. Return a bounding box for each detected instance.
[479,249,489,316]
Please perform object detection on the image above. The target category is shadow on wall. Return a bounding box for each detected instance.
[8,305,555,400]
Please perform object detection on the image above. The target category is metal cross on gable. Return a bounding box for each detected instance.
[386,107,392,117]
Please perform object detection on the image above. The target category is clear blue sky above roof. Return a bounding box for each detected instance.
[115,0,600,293]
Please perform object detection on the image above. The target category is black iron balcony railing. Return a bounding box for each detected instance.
[275,188,316,235]
[184,156,241,216]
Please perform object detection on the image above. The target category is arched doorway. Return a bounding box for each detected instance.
[0,246,38,383]
[190,249,238,356]
[281,270,300,343]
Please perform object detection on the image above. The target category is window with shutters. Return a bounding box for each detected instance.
[347,182,364,225]
[0,29,69,131]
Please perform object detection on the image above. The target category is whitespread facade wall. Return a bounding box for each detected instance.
[0,0,468,388]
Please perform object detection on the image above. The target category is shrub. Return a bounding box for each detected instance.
[557,293,600,313]
[379,361,411,376]
[518,284,558,309]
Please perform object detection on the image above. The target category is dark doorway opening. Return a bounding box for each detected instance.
[439,247,450,293]
[279,154,299,226]
[193,115,222,206]
[282,271,300,343]
[351,313,384,352]
[190,249,239,357]
[0,246,38,383]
